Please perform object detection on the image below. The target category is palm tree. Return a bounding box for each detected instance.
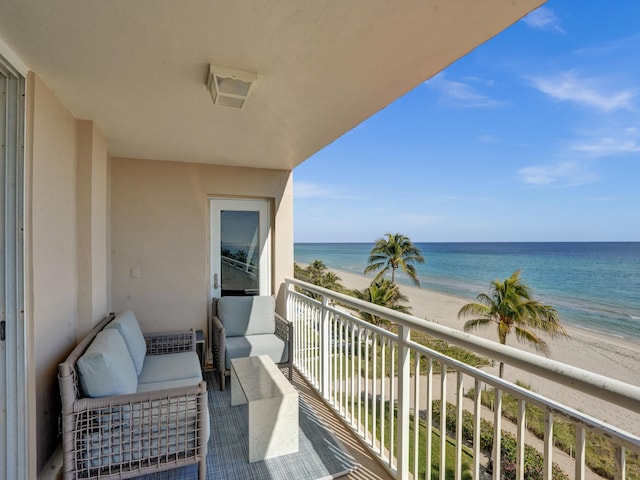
[353,279,411,327]
[307,260,327,284]
[458,270,569,378]
[364,233,425,286]
[294,260,345,299]
[319,271,344,292]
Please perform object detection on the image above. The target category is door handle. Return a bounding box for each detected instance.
[213,273,219,290]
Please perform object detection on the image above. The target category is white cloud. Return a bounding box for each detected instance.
[522,7,565,34]
[572,137,640,156]
[519,161,597,186]
[426,73,505,108]
[294,182,338,199]
[530,71,635,112]
[478,134,499,143]
[570,126,640,157]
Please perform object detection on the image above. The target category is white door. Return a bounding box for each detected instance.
[210,198,270,298]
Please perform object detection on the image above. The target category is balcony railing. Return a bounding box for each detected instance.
[285,278,640,480]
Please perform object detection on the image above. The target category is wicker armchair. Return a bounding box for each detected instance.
[211,295,293,390]
[58,314,208,480]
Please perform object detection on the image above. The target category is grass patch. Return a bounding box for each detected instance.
[363,396,474,479]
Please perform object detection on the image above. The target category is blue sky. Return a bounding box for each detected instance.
[293,1,640,243]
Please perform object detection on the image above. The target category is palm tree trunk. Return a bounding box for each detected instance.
[391,267,396,284]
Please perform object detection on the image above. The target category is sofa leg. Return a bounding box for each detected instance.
[198,459,206,480]
[220,371,225,391]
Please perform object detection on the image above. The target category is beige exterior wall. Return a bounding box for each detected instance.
[27,75,111,472]
[110,158,294,333]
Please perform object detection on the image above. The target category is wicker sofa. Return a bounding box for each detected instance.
[211,295,293,390]
[57,311,209,480]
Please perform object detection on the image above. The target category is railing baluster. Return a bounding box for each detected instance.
[307,300,311,379]
[372,332,378,453]
[381,338,387,462]
[357,327,363,434]
[473,379,481,479]
[329,312,335,405]
[615,445,626,480]
[426,357,433,480]
[396,325,410,479]
[390,340,396,469]
[440,362,447,480]
[544,410,554,480]
[493,388,502,480]
[364,330,370,441]
[413,351,420,478]
[348,323,357,425]
[455,371,463,480]
[517,398,526,480]
[575,424,586,480]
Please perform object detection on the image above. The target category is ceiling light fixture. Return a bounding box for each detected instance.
[207,64,258,109]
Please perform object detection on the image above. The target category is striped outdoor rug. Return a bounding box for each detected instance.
[139,370,358,479]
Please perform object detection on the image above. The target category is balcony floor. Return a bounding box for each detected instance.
[287,368,394,480]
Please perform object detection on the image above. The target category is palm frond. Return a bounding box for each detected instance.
[458,302,491,318]
[463,317,494,332]
[513,326,550,355]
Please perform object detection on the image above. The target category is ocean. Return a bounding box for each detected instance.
[294,242,640,343]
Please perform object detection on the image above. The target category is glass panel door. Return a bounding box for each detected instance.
[210,199,270,298]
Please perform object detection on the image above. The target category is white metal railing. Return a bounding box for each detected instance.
[221,255,258,276]
[285,278,640,480]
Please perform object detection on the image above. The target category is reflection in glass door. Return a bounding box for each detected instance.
[210,199,270,298]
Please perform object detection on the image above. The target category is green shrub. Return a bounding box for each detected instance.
[431,400,569,480]
[467,387,640,480]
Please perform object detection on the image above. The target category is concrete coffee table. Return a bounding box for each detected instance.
[230,355,299,462]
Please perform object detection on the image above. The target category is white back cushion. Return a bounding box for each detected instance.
[218,296,275,337]
[77,329,138,397]
[105,310,147,375]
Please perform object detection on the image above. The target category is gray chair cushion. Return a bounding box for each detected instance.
[136,377,203,392]
[77,329,138,397]
[218,295,275,337]
[138,352,202,385]
[225,334,288,369]
[105,310,147,375]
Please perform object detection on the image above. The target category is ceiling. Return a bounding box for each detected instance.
[0,0,544,170]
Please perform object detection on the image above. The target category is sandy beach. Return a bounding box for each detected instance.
[332,268,640,436]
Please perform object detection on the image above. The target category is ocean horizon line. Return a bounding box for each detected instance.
[295,240,640,244]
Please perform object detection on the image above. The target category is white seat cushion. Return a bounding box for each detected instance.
[138,352,202,386]
[225,334,288,369]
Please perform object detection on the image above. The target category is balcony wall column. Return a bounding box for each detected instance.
[75,120,109,341]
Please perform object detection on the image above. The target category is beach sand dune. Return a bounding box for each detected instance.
[333,269,640,435]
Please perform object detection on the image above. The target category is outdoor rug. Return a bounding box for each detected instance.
[139,370,359,479]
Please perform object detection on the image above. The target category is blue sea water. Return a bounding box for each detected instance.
[294,242,640,343]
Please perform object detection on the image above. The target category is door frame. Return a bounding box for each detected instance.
[0,51,27,480]
[209,197,271,299]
